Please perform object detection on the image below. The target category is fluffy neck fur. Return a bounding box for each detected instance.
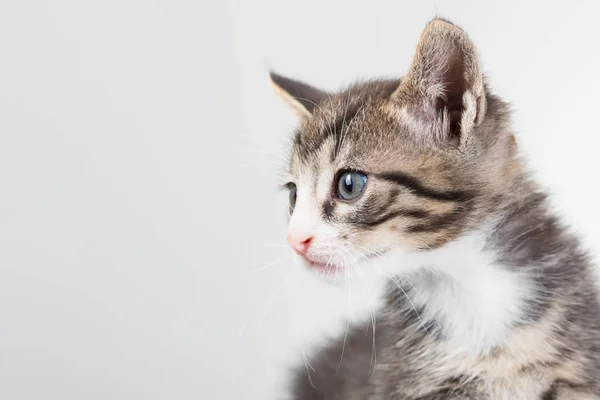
[382,173,594,354]
[393,219,534,354]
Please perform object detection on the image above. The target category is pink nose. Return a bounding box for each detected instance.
[287,233,313,254]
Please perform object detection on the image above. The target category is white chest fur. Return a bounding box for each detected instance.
[391,229,533,354]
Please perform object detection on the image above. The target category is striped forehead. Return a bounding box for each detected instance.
[292,79,401,157]
[293,138,337,201]
[293,100,366,161]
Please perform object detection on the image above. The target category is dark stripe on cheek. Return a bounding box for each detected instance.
[399,209,430,219]
[322,200,336,220]
[346,187,429,227]
[359,209,430,228]
[540,379,581,399]
[405,209,467,233]
[375,172,475,202]
[540,387,555,400]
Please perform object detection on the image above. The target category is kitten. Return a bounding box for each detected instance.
[270,19,600,399]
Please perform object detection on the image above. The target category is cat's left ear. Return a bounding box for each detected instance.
[393,19,486,146]
[269,72,328,118]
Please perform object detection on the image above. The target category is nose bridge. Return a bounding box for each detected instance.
[288,182,316,234]
[286,164,334,248]
[287,200,315,253]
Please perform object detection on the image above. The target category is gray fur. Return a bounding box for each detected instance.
[272,18,600,399]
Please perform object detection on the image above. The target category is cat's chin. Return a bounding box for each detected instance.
[293,250,395,285]
[290,253,342,282]
[300,257,342,277]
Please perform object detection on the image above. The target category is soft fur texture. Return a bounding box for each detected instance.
[271,19,600,399]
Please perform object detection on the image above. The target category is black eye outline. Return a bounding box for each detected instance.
[286,182,297,212]
[335,170,368,201]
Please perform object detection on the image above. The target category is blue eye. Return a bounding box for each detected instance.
[337,171,367,201]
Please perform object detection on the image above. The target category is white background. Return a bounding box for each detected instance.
[1,1,599,399]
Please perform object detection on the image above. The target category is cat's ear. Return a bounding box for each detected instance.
[393,19,486,146]
[269,72,328,118]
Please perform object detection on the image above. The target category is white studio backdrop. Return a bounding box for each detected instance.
[0,1,599,399]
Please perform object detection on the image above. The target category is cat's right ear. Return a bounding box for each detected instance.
[392,19,486,147]
[269,72,328,118]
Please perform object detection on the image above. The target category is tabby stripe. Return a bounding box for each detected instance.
[322,199,336,220]
[540,387,555,400]
[332,105,361,158]
[412,376,473,400]
[541,379,584,399]
[326,106,360,140]
[350,188,430,227]
[405,210,467,233]
[359,209,430,228]
[307,105,361,156]
[375,172,474,202]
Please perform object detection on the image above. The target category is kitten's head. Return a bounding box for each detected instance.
[271,19,518,280]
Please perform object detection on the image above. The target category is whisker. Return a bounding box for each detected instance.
[256,265,297,329]
[301,349,316,388]
[336,265,352,373]
[396,272,443,334]
[388,273,432,337]
[335,92,351,158]
[290,96,325,115]
[337,102,365,158]
[247,255,293,275]
[348,241,442,336]
[249,240,289,249]
[349,257,377,377]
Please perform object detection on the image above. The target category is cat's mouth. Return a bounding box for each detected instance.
[297,250,387,274]
[295,252,340,273]
[305,257,340,272]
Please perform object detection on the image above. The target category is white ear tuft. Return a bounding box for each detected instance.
[394,19,486,146]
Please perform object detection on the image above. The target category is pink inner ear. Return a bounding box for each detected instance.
[438,49,468,137]
[398,22,484,144]
[418,44,468,141]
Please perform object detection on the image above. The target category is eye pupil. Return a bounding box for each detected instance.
[337,171,367,201]
[344,174,353,192]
